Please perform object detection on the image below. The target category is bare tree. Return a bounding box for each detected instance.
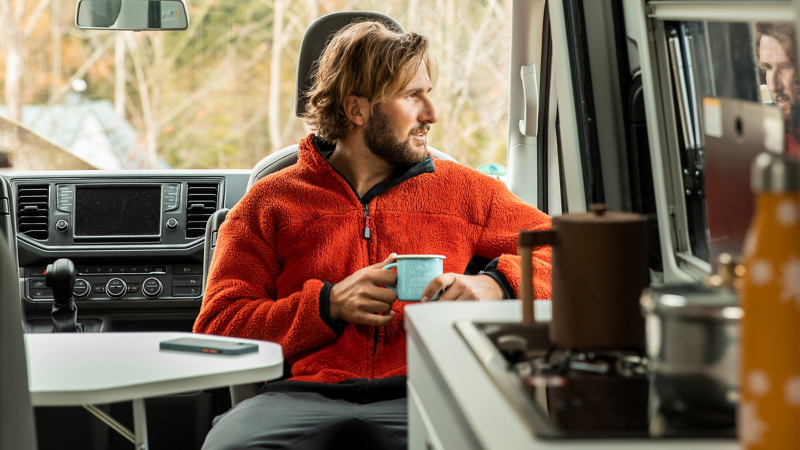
[268,0,285,152]
[0,0,26,122]
[406,0,418,26]
[114,34,126,117]
[126,33,158,169]
[307,0,318,25]
[50,0,61,95]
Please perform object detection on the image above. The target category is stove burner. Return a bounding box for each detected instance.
[457,321,737,440]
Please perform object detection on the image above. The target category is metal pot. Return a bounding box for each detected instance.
[640,283,741,436]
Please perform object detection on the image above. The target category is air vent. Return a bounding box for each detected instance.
[185,183,219,238]
[17,185,49,240]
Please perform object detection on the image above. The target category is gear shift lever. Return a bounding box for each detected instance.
[46,258,85,332]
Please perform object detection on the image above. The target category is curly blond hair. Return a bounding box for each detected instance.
[304,21,437,142]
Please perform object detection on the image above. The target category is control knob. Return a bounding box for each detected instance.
[142,277,163,298]
[166,218,179,231]
[73,278,90,299]
[105,278,127,298]
[55,219,68,232]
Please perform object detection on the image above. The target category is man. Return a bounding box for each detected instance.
[756,22,800,156]
[195,21,551,449]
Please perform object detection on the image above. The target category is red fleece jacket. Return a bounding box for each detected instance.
[194,135,552,383]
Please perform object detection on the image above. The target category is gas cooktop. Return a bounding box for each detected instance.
[455,321,736,440]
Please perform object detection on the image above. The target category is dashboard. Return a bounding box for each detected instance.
[5,170,251,333]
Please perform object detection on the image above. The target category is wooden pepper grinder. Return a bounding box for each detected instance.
[740,152,800,449]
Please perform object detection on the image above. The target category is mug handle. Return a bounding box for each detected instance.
[519,230,557,323]
[383,263,398,293]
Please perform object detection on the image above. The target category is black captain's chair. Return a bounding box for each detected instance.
[200,11,457,405]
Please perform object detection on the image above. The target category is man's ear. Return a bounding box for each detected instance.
[343,95,370,127]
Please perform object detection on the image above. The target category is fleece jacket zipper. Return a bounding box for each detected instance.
[364,201,379,357]
[363,203,371,239]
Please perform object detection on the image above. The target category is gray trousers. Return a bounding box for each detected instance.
[201,391,407,450]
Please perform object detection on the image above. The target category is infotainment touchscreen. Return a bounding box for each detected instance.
[74,186,161,237]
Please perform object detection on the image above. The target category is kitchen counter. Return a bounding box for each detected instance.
[404,301,740,450]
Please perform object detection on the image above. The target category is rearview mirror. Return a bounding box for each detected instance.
[75,0,189,31]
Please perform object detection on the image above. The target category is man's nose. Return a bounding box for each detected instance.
[770,69,783,94]
[420,97,438,124]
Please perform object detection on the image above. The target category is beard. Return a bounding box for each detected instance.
[363,105,429,169]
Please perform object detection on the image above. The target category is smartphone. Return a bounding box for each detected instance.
[159,337,259,355]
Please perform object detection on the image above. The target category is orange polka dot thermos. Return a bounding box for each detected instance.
[740,152,800,449]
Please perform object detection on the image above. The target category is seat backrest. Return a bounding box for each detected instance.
[0,202,37,449]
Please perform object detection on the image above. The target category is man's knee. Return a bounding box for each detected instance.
[202,392,354,450]
[201,393,408,450]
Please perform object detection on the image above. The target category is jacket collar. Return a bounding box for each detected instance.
[299,134,435,204]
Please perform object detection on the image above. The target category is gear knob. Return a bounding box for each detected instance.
[45,258,76,305]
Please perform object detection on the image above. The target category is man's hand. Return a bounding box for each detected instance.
[420,274,503,302]
[329,254,398,326]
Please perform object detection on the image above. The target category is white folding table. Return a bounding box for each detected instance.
[26,332,283,450]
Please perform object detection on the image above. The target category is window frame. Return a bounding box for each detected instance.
[622,0,798,282]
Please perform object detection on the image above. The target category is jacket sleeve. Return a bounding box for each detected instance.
[193,208,339,360]
[474,181,552,300]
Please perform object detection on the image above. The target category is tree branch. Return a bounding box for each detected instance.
[23,0,51,37]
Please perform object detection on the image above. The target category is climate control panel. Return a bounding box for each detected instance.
[25,264,202,302]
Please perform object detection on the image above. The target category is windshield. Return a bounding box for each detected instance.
[0,0,512,170]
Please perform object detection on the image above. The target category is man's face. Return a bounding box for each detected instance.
[364,61,438,168]
[759,34,799,127]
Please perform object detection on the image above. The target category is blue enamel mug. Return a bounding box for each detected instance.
[384,255,446,301]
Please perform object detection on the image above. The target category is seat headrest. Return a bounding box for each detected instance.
[294,11,404,118]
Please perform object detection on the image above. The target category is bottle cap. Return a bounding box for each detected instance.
[752,152,800,192]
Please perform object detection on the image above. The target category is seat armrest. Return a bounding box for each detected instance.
[202,209,230,300]
[230,383,263,406]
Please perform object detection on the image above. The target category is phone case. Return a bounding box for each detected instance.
[159,338,259,355]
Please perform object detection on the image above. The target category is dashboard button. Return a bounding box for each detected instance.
[173,277,201,287]
[93,284,106,293]
[73,279,90,298]
[28,267,47,277]
[166,218,179,231]
[142,278,163,298]
[172,286,201,297]
[153,267,166,274]
[30,279,47,289]
[30,288,52,300]
[106,278,127,298]
[173,265,201,275]
[55,219,69,232]
[127,284,140,293]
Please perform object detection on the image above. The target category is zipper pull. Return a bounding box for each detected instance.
[363,203,371,239]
